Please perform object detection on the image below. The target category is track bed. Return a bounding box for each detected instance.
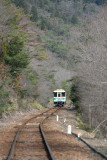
[0,106,106,160]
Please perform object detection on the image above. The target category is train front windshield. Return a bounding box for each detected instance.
[62,92,65,97]
[54,92,65,97]
[54,92,57,97]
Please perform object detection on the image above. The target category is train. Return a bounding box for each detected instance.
[53,89,66,106]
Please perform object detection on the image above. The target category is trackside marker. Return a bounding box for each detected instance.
[78,133,81,140]
[78,133,80,140]
[67,125,72,134]
[64,118,66,123]
[56,115,59,122]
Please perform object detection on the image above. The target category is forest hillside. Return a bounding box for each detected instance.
[0,0,107,137]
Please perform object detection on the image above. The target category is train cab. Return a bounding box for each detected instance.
[53,89,66,106]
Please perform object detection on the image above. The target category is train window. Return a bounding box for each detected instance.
[62,92,65,97]
[54,92,57,97]
[58,93,60,97]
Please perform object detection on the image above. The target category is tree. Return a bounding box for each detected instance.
[95,0,107,5]
[7,36,24,56]
[30,6,38,22]
[69,78,80,110]
[11,0,29,13]
[71,14,78,24]
[1,36,29,73]
[39,0,44,8]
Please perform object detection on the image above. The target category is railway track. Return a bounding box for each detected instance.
[41,106,107,160]
[0,105,106,160]
[7,107,60,160]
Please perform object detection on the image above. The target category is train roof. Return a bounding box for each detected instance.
[53,89,65,92]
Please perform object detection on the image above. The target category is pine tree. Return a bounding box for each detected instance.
[2,36,29,73]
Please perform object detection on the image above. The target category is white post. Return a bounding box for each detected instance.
[56,115,59,122]
[64,118,66,123]
[67,125,72,134]
[78,133,80,140]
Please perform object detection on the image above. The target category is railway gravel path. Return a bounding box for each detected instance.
[0,106,106,160]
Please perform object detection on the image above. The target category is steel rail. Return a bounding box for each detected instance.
[40,124,55,160]
[39,106,61,160]
[7,107,55,160]
[72,132,107,160]
[7,128,20,160]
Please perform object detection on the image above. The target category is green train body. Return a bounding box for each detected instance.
[53,89,66,106]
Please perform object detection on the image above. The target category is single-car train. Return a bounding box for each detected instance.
[53,89,66,106]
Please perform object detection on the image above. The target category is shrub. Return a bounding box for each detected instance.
[40,16,53,30]
[38,0,44,8]
[30,6,38,22]
[0,91,9,97]
[31,80,37,85]
[78,122,94,132]
[61,80,69,94]
[11,0,29,13]
[3,0,12,5]
[83,0,107,5]
[95,0,105,5]
[71,15,78,24]
[27,71,38,86]
[31,100,43,110]
[0,91,10,113]
[37,48,48,60]
[46,40,69,58]
[28,72,35,81]
[17,89,28,98]
[45,73,55,84]
[6,14,18,26]
[49,98,53,105]
[52,19,70,36]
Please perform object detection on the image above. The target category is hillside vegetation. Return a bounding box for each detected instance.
[0,0,107,136]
